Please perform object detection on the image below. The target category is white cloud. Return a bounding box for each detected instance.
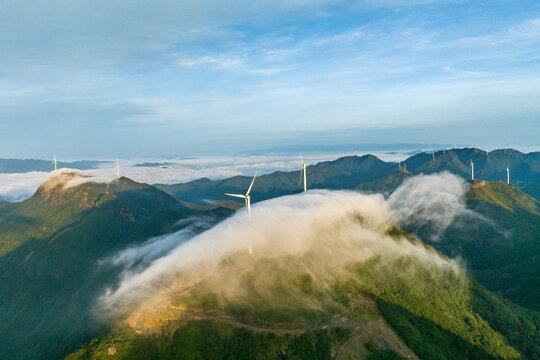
[176,55,245,69]
[97,174,467,317]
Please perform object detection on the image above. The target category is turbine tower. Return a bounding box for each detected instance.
[506,165,510,185]
[225,172,257,254]
[115,160,120,180]
[50,155,58,171]
[470,160,475,180]
[299,152,307,192]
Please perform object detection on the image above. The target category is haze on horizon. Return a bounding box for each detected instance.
[1,0,540,158]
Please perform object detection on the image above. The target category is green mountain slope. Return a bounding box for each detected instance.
[65,225,540,360]
[404,148,540,187]
[0,173,233,360]
[406,180,540,311]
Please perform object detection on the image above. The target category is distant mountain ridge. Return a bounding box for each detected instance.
[252,142,455,153]
[156,148,540,203]
[0,158,108,173]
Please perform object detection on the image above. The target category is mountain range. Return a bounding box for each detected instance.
[0,148,539,359]
[155,148,540,203]
[0,158,107,173]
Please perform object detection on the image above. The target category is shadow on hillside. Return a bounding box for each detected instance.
[375,297,507,360]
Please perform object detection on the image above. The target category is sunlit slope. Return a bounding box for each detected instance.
[68,190,539,360]
[0,173,233,360]
[0,172,192,255]
[411,180,540,311]
[66,228,539,360]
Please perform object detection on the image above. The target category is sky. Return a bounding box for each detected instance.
[1,0,540,157]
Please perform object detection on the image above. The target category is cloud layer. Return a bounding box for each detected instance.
[0,151,408,202]
[98,172,467,319]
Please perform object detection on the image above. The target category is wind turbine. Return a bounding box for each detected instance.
[506,165,510,185]
[225,172,257,254]
[115,160,120,180]
[50,155,58,171]
[470,160,475,180]
[299,152,307,192]
[432,153,435,161]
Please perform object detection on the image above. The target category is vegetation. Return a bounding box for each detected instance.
[408,180,540,310]
[66,320,352,360]
[2,147,540,359]
[67,224,539,359]
[0,175,233,360]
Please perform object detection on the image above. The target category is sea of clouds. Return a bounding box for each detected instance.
[97,172,470,320]
[0,151,409,202]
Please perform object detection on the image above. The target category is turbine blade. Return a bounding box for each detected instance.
[225,193,246,199]
[246,172,257,196]
[300,151,303,164]
[299,168,303,187]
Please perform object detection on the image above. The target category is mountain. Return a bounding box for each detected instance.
[155,154,399,204]
[524,180,540,200]
[252,142,453,153]
[155,150,540,313]
[0,158,107,173]
[0,172,234,360]
[400,180,540,311]
[65,218,540,360]
[355,169,412,195]
[155,148,540,205]
[404,148,540,188]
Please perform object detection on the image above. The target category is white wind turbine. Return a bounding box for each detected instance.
[299,152,307,192]
[115,160,120,180]
[506,165,510,184]
[470,160,475,180]
[50,155,59,171]
[225,172,257,254]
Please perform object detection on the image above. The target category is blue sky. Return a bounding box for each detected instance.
[1,0,539,157]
